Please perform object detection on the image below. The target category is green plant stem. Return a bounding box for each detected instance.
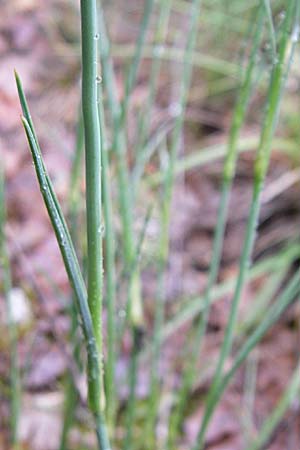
[146,140,171,448]
[167,5,264,446]
[132,0,173,192]
[122,207,153,450]
[59,107,85,450]
[144,0,202,444]
[164,0,202,282]
[68,107,84,214]
[154,243,299,347]
[132,120,174,191]
[194,2,296,447]
[98,84,117,429]
[236,269,288,336]
[124,328,142,450]
[97,0,155,330]
[245,360,300,450]
[16,15,110,449]
[147,135,298,187]
[167,181,230,448]
[242,350,259,446]
[263,0,277,62]
[81,0,103,362]
[111,43,238,76]
[0,168,20,449]
[80,3,114,443]
[122,0,155,117]
[98,1,143,329]
[59,373,78,450]
[196,270,300,446]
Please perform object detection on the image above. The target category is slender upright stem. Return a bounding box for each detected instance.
[194,2,296,448]
[98,85,117,428]
[196,270,300,447]
[146,140,170,448]
[80,3,110,447]
[60,107,84,450]
[132,0,173,194]
[124,329,142,450]
[81,0,103,357]
[263,0,277,62]
[145,0,202,445]
[246,361,300,450]
[98,0,143,329]
[122,0,155,118]
[0,168,20,449]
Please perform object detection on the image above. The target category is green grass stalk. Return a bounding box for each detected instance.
[195,269,300,445]
[245,360,300,450]
[81,0,103,365]
[123,328,143,450]
[59,107,85,450]
[97,1,143,329]
[0,168,20,449]
[137,0,203,444]
[132,0,173,192]
[236,269,288,336]
[145,139,172,448]
[132,121,174,191]
[59,374,78,450]
[167,5,264,446]
[97,83,117,429]
[68,107,84,216]
[158,243,299,345]
[147,135,298,187]
[122,0,155,117]
[242,350,258,446]
[162,0,201,268]
[111,43,238,76]
[122,206,153,450]
[263,0,277,62]
[194,2,297,447]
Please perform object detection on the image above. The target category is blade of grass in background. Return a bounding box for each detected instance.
[159,243,299,346]
[245,360,300,450]
[241,349,259,446]
[97,0,143,331]
[59,106,85,450]
[145,138,171,449]
[132,0,173,193]
[144,0,203,445]
[123,327,143,450]
[196,270,300,445]
[111,43,238,76]
[132,120,174,191]
[263,0,277,61]
[97,82,117,430]
[68,107,84,220]
[122,0,155,119]
[194,2,297,447]
[0,167,20,450]
[236,269,288,336]
[147,135,298,187]
[167,4,265,446]
[123,205,153,450]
